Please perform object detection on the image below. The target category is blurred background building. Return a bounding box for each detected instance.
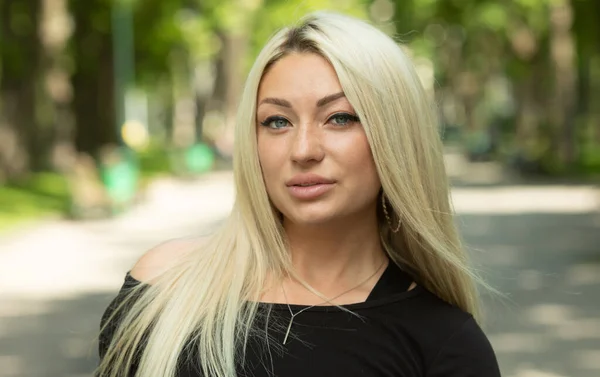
[0,0,599,376]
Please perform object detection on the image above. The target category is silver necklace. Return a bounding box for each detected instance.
[280,259,387,345]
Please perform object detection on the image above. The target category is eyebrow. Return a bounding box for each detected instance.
[258,92,346,108]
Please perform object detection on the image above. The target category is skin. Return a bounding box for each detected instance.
[131,53,419,304]
[256,53,389,304]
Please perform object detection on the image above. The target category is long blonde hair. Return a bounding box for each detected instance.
[97,11,483,377]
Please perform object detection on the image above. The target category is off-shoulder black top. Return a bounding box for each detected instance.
[99,261,501,376]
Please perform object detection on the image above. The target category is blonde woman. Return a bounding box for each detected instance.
[98,11,501,377]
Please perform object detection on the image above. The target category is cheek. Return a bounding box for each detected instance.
[344,141,381,203]
[257,134,283,186]
[342,133,379,183]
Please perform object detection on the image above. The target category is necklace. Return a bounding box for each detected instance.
[280,259,387,345]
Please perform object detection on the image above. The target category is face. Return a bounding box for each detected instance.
[256,53,381,227]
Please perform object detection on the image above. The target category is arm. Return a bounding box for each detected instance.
[426,317,501,377]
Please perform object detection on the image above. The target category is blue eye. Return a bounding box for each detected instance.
[329,113,360,126]
[260,116,289,129]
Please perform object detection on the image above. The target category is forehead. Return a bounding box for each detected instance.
[257,53,343,100]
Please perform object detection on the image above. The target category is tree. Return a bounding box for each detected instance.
[39,0,75,173]
[0,1,39,181]
[68,0,118,158]
[371,0,600,174]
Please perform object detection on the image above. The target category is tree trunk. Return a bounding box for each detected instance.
[549,0,577,167]
[170,48,196,148]
[0,87,33,182]
[40,0,76,173]
[194,61,214,143]
[513,73,540,155]
[570,0,600,145]
[208,30,248,156]
[69,0,118,158]
[0,0,42,180]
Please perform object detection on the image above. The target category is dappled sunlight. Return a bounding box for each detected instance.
[511,368,567,377]
[486,303,600,377]
[472,243,521,267]
[574,350,600,371]
[527,304,576,326]
[0,173,236,376]
[0,293,107,377]
[565,264,600,286]
[0,355,25,377]
[0,298,55,318]
[461,206,600,377]
[0,173,234,302]
[556,318,600,341]
[489,332,549,353]
[61,336,96,361]
[1,177,599,376]
[0,0,598,375]
[516,270,544,291]
[452,185,600,214]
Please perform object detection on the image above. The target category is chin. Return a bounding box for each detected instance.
[288,216,334,227]
[283,206,340,227]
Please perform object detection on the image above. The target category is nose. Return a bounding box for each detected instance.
[290,123,325,165]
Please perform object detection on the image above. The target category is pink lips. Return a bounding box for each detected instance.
[285,174,336,200]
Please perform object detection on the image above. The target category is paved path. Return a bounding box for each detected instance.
[0,169,599,377]
[0,172,235,377]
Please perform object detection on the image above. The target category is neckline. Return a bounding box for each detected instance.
[124,261,422,311]
[263,286,422,312]
[262,261,421,312]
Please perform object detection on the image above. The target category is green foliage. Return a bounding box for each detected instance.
[137,143,172,178]
[472,3,508,32]
[130,0,192,85]
[1,0,599,222]
[68,0,113,76]
[0,1,39,80]
[248,0,367,65]
[0,173,70,232]
[368,0,600,178]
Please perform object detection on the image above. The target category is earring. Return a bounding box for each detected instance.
[381,193,401,233]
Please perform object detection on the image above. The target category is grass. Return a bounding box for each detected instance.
[0,143,229,233]
[0,145,186,233]
[137,145,172,180]
[0,172,70,232]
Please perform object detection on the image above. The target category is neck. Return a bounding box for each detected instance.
[283,213,387,291]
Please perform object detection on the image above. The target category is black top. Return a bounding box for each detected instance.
[99,262,501,376]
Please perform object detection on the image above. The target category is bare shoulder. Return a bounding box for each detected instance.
[130,236,206,283]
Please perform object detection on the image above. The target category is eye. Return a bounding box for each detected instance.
[328,113,360,126]
[260,116,290,129]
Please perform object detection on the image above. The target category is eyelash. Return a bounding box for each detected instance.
[259,112,360,129]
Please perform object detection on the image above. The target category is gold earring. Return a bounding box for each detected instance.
[381,193,401,233]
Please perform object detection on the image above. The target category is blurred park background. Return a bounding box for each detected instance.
[0,0,599,376]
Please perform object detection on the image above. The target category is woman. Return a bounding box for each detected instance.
[98,11,501,377]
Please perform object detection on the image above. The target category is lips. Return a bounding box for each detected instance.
[285,174,336,187]
[285,174,336,200]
